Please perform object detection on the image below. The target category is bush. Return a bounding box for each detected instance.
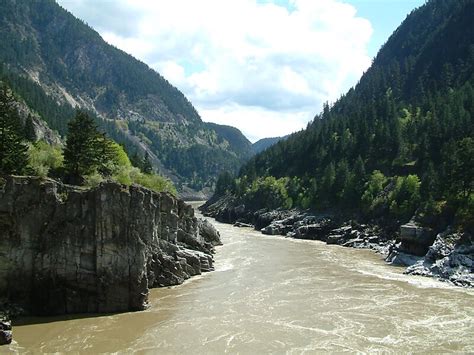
[132,170,177,196]
[361,170,387,213]
[28,141,63,177]
[244,176,291,210]
[84,172,104,187]
[388,174,421,221]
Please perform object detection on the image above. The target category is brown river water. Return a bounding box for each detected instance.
[6,203,474,353]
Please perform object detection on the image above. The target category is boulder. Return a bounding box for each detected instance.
[198,219,222,247]
[399,221,436,256]
[0,320,12,345]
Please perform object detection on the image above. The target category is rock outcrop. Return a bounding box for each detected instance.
[399,221,435,256]
[0,176,221,317]
[0,318,12,345]
[405,231,473,287]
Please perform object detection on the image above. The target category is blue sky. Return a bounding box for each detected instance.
[59,0,425,142]
[345,0,425,57]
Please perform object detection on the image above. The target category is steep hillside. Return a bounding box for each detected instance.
[212,0,474,231]
[0,0,252,193]
[205,122,253,159]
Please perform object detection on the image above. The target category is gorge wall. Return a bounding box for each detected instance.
[0,176,221,316]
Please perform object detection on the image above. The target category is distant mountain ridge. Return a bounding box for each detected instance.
[0,0,253,193]
[252,135,289,154]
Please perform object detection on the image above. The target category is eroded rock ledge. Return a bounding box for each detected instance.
[0,176,221,318]
[201,197,473,287]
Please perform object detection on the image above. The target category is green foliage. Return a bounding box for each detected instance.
[361,170,388,213]
[454,194,474,233]
[62,111,177,194]
[84,172,104,188]
[142,152,153,174]
[97,139,131,177]
[243,176,291,210]
[130,169,177,196]
[63,111,121,180]
[28,141,63,177]
[0,83,28,175]
[23,115,36,141]
[215,171,236,196]
[63,111,102,178]
[445,137,474,199]
[388,174,421,220]
[109,142,131,168]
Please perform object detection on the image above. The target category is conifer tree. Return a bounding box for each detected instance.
[63,111,102,179]
[23,114,36,142]
[142,152,153,174]
[0,84,28,175]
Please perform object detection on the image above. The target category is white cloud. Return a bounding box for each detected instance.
[58,0,373,142]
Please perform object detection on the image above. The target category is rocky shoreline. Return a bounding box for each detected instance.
[201,197,473,288]
[0,176,222,345]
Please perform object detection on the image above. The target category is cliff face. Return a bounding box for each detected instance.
[0,176,221,316]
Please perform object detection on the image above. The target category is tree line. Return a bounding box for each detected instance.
[0,82,176,195]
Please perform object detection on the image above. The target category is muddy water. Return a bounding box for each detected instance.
[6,205,474,353]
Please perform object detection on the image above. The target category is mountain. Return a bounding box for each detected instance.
[205,122,253,159]
[252,135,289,154]
[213,0,474,230]
[0,0,252,193]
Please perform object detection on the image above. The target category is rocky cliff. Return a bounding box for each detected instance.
[0,176,221,317]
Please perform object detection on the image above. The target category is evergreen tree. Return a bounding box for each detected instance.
[63,111,103,179]
[23,114,36,142]
[447,138,474,199]
[0,84,28,174]
[215,171,236,196]
[142,152,153,174]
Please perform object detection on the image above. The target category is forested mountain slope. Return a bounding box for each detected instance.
[0,0,253,193]
[252,135,289,154]
[219,0,474,230]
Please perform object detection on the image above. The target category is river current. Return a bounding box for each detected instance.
[6,204,474,353]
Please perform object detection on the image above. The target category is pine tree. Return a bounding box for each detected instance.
[23,114,36,142]
[142,152,153,174]
[63,111,102,180]
[0,84,28,175]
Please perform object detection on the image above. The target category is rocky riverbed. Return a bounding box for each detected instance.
[0,176,221,345]
[201,197,473,287]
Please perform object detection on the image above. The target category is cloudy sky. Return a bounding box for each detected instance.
[58,0,424,142]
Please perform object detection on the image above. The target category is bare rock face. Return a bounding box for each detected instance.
[405,231,474,287]
[0,176,221,316]
[399,221,435,256]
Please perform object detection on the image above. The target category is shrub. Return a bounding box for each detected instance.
[28,141,63,177]
[361,170,387,213]
[244,176,291,210]
[388,174,421,221]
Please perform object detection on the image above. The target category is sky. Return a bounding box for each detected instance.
[58,0,425,142]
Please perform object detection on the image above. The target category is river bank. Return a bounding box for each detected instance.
[5,208,474,353]
[200,196,474,287]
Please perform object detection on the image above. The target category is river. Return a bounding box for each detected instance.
[6,204,474,353]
